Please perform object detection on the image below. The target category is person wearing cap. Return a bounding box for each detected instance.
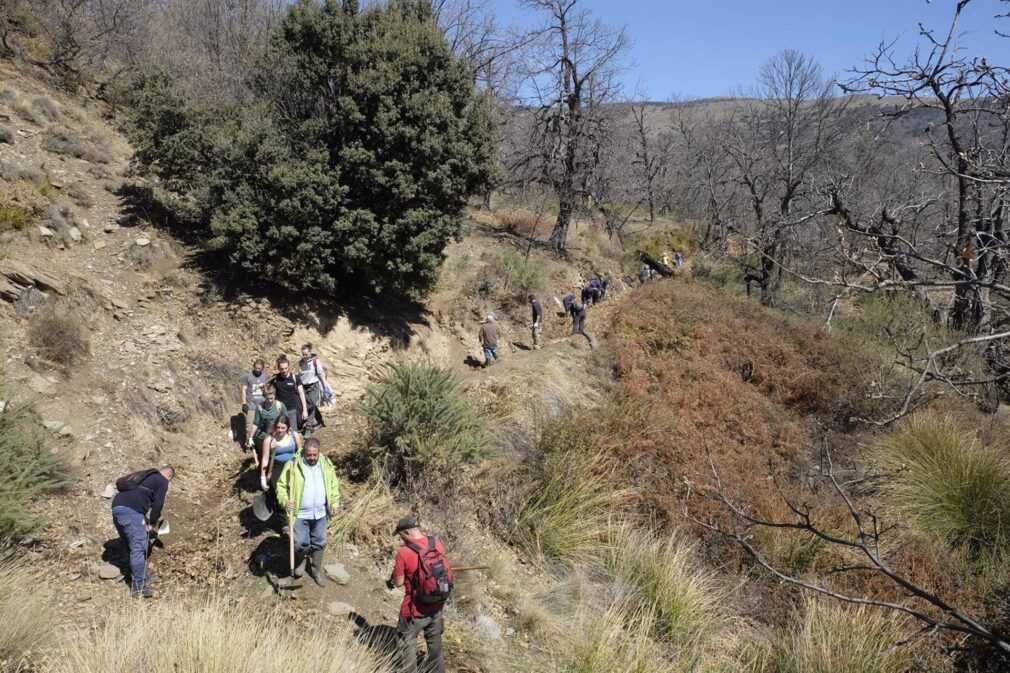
[276,438,340,586]
[387,516,448,673]
[477,314,500,368]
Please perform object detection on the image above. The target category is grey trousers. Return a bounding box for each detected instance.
[397,611,444,673]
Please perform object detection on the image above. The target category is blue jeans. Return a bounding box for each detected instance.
[112,506,148,592]
[294,515,328,554]
[482,346,497,364]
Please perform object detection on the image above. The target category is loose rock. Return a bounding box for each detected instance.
[38,226,55,237]
[135,237,151,247]
[68,226,82,242]
[327,601,355,617]
[474,615,501,641]
[323,563,351,586]
[98,563,122,580]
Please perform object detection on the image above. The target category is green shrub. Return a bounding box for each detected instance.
[877,413,1010,556]
[28,307,90,368]
[763,599,908,673]
[119,0,495,300]
[0,554,55,671]
[359,361,491,482]
[480,250,543,303]
[0,396,72,539]
[604,525,723,655]
[0,204,32,232]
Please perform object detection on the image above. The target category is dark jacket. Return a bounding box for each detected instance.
[531,299,543,324]
[111,472,170,523]
[479,321,500,348]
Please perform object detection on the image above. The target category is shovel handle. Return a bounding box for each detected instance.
[451,565,490,572]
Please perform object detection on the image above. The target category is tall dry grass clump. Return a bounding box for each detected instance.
[48,599,390,673]
[512,451,625,564]
[0,555,55,672]
[28,307,90,368]
[877,413,1010,556]
[756,599,908,673]
[543,602,668,673]
[605,525,724,657]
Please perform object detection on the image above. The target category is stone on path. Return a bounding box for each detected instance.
[93,240,106,250]
[327,601,355,617]
[474,615,501,641]
[68,226,82,242]
[98,563,122,580]
[135,237,150,247]
[42,419,66,434]
[38,226,54,238]
[323,563,351,586]
[29,374,55,395]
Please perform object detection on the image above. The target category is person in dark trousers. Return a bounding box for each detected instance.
[388,516,447,673]
[600,272,611,301]
[478,314,500,368]
[111,466,175,598]
[587,278,602,304]
[529,294,543,350]
[570,297,586,335]
[562,293,576,315]
[271,356,308,432]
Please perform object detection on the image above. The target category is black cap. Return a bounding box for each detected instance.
[394,515,419,535]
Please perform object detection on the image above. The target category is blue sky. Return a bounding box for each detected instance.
[489,0,1009,100]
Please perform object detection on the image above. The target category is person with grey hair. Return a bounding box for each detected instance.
[276,438,340,585]
[477,314,500,368]
[111,465,176,598]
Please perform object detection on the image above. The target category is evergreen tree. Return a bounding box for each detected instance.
[123,0,495,298]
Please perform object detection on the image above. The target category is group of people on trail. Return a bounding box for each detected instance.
[110,344,453,673]
[478,272,614,368]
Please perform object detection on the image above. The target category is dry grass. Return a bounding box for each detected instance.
[47,599,390,673]
[604,525,725,656]
[0,124,13,144]
[541,602,669,673]
[512,451,627,565]
[495,209,549,238]
[755,599,910,673]
[0,554,55,671]
[41,127,111,164]
[876,412,1010,557]
[328,472,398,549]
[28,306,90,368]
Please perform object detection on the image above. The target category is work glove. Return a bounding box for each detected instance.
[246,436,254,449]
[260,475,269,492]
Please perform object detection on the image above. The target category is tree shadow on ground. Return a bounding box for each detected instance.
[114,182,431,349]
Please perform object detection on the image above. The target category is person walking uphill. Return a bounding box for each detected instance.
[111,466,175,598]
[478,314,500,368]
[387,516,453,673]
[276,438,340,586]
[529,294,543,350]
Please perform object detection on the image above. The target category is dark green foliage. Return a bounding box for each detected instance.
[121,0,495,299]
[358,360,491,482]
[0,392,72,539]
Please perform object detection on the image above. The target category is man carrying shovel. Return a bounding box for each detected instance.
[276,438,340,586]
[110,465,175,598]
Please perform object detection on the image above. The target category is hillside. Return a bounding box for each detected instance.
[3,61,1010,673]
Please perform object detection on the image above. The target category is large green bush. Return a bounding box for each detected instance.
[358,361,491,482]
[121,0,495,299]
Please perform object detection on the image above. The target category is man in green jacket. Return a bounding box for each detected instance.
[277,438,340,586]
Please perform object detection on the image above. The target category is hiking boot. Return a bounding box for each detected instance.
[307,549,326,587]
[131,587,155,599]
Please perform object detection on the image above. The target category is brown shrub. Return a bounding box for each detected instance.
[496,210,547,238]
[28,308,90,368]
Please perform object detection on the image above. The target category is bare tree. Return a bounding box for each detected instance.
[629,101,668,223]
[685,443,1010,659]
[515,0,629,254]
[722,50,849,306]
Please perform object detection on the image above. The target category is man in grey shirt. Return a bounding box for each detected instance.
[240,358,269,448]
[298,343,329,436]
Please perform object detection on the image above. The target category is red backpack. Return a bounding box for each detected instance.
[405,536,454,605]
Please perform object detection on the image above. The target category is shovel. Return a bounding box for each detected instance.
[284,460,302,592]
[156,519,170,536]
[252,447,276,522]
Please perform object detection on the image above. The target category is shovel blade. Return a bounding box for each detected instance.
[252,494,273,522]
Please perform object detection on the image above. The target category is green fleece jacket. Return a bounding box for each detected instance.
[275,454,340,524]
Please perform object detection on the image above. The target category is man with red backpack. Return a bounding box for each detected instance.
[387,515,452,673]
